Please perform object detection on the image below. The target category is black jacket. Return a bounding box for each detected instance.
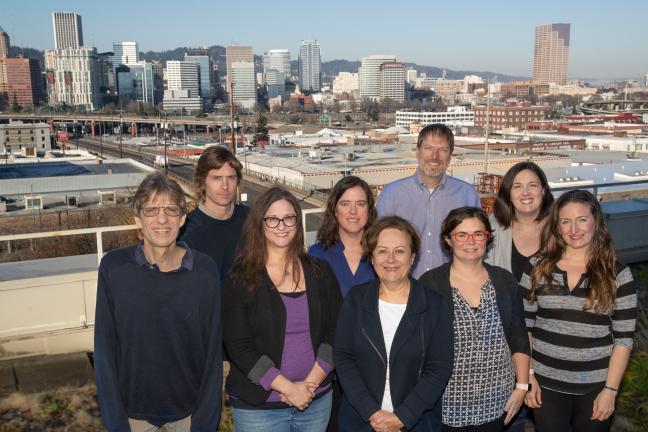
[418,262,530,356]
[222,256,343,407]
[334,278,454,432]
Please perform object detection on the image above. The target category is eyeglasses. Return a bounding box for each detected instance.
[141,205,183,217]
[450,231,490,242]
[263,215,298,228]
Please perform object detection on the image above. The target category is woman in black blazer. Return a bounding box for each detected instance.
[334,216,454,432]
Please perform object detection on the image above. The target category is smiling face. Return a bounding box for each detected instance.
[446,217,489,263]
[558,202,595,252]
[135,193,186,250]
[263,199,298,250]
[416,134,451,187]
[510,169,544,219]
[336,185,369,236]
[203,164,239,211]
[372,228,415,285]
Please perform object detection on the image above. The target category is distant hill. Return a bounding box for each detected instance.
[9,44,529,83]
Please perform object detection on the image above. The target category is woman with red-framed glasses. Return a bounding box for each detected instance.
[419,207,530,432]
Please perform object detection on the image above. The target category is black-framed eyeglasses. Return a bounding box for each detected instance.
[141,205,182,217]
[263,215,298,228]
[450,231,490,242]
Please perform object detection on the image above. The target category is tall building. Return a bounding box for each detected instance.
[48,47,100,110]
[164,61,202,113]
[533,23,570,85]
[263,49,291,80]
[0,57,44,107]
[0,25,10,58]
[359,54,396,99]
[226,45,253,93]
[299,39,321,92]
[185,49,212,100]
[231,61,256,110]
[52,12,83,50]
[151,61,164,104]
[379,62,405,103]
[116,63,154,105]
[332,72,359,95]
[112,41,139,67]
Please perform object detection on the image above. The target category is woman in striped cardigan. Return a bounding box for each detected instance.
[522,189,639,432]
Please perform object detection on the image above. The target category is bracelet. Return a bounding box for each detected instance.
[604,385,619,393]
[529,368,535,375]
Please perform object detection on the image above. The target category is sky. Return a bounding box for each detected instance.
[2,0,647,80]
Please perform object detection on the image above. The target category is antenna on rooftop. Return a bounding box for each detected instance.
[483,79,491,174]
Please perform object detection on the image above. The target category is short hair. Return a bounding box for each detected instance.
[133,172,187,216]
[493,161,554,228]
[416,123,454,153]
[440,207,493,254]
[363,216,420,258]
[316,176,377,249]
[193,146,243,203]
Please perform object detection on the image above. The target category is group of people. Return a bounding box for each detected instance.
[94,124,640,432]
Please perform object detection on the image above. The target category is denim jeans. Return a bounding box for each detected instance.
[232,391,333,432]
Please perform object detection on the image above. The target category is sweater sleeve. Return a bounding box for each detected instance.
[611,266,638,349]
[94,263,131,432]
[334,293,381,422]
[394,295,454,430]
[190,273,223,432]
[222,280,277,385]
[317,261,343,368]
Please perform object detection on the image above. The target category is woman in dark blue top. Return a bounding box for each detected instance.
[309,176,377,297]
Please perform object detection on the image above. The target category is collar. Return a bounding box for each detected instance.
[414,169,447,192]
[361,277,427,315]
[135,240,194,272]
[199,201,234,220]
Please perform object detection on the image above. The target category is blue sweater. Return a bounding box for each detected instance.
[308,242,375,297]
[94,245,222,432]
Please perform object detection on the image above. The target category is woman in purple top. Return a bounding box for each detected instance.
[309,176,377,297]
[223,187,343,432]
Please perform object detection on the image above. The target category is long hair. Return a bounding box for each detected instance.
[530,189,616,314]
[193,145,243,203]
[493,161,553,228]
[316,176,377,249]
[229,187,312,291]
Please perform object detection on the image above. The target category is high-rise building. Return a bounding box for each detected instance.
[166,61,200,96]
[52,12,83,50]
[231,61,256,110]
[333,72,359,96]
[299,39,321,93]
[116,63,154,105]
[533,23,570,85]
[113,41,139,67]
[0,57,44,107]
[406,69,417,84]
[48,47,100,110]
[359,54,396,99]
[379,62,405,103]
[264,49,291,80]
[0,25,10,58]
[185,48,212,100]
[151,61,164,104]
[226,45,253,94]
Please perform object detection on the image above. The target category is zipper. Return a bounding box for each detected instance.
[418,316,425,379]
[362,327,386,370]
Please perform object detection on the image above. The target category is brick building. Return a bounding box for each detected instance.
[474,103,549,130]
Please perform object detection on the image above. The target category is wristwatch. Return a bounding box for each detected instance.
[515,383,532,391]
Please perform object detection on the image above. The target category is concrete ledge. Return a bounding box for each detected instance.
[12,352,93,394]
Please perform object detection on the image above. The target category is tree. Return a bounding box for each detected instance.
[0,92,8,111]
[11,93,21,113]
[254,112,269,144]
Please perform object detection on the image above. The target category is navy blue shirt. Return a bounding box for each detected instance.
[94,244,222,431]
[309,242,375,297]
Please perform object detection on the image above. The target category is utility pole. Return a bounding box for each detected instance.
[163,111,168,175]
[229,81,236,154]
[119,102,123,158]
[483,79,491,174]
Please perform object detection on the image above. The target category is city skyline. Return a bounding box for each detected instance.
[1,0,647,80]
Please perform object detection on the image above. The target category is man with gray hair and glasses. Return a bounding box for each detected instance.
[94,172,222,432]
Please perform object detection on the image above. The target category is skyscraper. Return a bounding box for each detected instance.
[0,25,10,58]
[226,45,253,94]
[166,61,200,97]
[533,23,570,85]
[379,62,405,103]
[263,49,291,80]
[0,57,44,107]
[113,41,139,67]
[359,54,397,99]
[299,40,321,92]
[231,61,256,110]
[52,12,83,50]
[185,48,212,100]
[49,47,100,110]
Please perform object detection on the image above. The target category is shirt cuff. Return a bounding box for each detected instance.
[258,367,281,391]
[316,357,333,375]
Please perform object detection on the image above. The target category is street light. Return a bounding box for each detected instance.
[162,111,168,175]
